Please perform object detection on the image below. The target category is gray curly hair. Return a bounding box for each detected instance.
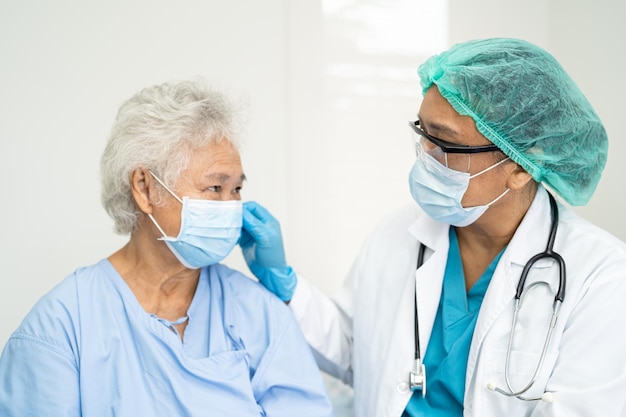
[100,79,239,235]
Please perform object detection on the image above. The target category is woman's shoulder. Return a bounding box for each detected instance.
[206,264,298,359]
[9,260,113,359]
[209,264,291,332]
[28,259,115,310]
[207,263,291,316]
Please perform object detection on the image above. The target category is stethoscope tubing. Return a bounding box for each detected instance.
[515,193,566,302]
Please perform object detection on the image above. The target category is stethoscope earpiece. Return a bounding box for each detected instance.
[486,382,555,403]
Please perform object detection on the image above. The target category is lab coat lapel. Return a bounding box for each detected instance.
[408,215,450,359]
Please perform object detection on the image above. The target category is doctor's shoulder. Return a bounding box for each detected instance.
[556,206,626,285]
[348,203,424,262]
[367,203,424,240]
[558,206,626,258]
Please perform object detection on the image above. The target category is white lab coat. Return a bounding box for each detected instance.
[290,187,626,417]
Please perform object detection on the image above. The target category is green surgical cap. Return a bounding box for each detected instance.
[418,38,607,206]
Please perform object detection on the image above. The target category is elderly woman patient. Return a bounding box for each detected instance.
[0,80,334,417]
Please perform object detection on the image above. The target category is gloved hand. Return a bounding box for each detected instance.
[240,201,297,301]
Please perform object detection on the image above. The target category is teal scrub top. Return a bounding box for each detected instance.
[403,228,504,417]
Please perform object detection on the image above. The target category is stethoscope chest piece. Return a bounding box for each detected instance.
[410,360,426,397]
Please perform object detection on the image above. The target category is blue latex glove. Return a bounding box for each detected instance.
[240,201,297,301]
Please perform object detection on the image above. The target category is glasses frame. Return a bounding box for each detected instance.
[409,120,500,154]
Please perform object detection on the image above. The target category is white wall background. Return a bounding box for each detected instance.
[1,1,624,411]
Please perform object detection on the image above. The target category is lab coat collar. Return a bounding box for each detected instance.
[407,208,450,252]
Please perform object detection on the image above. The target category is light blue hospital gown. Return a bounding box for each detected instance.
[0,260,334,417]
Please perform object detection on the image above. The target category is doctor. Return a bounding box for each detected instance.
[240,38,626,416]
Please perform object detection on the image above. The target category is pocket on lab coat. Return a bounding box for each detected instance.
[484,348,559,398]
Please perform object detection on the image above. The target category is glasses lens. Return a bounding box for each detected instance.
[412,131,470,173]
[412,130,442,159]
[411,132,470,172]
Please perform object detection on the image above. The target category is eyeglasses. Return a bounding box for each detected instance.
[409,120,500,154]
[409,120,501,173]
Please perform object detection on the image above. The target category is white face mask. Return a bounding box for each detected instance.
[408,151,510,227]
[147,171,242,269]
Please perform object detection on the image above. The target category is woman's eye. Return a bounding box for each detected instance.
[208,185,221,192]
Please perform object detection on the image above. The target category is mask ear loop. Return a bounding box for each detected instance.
[466,157,512,209]
[469,157,511,179]
[147,213,171,240]
[146,170,183,240]
[148,170,183,204]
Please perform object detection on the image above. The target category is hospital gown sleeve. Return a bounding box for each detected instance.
[251,306,335,417]
[0,334,80,416]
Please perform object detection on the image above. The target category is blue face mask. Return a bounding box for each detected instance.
[408,151,510,227]
[147,171,242,269]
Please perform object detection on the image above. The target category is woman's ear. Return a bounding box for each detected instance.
[130,168,154,214]
[506,163,534,191]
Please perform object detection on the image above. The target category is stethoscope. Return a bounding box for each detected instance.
[410,193,565,403]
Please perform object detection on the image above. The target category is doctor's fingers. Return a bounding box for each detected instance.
[242,207,282,246]
[243,201,279,225]
[238,227,254,249]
